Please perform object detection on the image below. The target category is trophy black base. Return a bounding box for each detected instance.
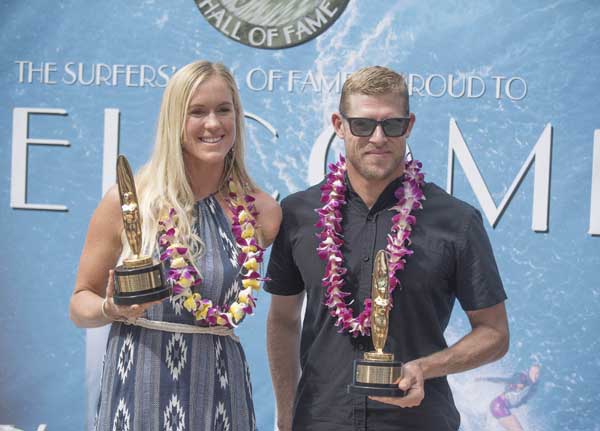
[113,285,172,305]
[347,358,405,397]
[347,383,405,397]
[113,261,170,305]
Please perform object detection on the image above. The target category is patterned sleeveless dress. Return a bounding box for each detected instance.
[95,196,256,431]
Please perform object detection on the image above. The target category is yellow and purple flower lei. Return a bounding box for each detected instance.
[315,155,425,337]
[158,181,266,327]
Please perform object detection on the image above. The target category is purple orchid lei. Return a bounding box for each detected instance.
[158,180,266,328]
[315,155,425,337]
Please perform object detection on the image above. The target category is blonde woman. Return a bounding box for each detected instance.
[70,60,281,431]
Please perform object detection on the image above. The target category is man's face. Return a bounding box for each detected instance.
[332,92,415,184]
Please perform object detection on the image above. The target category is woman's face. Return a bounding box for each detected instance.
[182,75,236,165]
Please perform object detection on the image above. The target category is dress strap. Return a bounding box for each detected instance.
[118,317,240,342]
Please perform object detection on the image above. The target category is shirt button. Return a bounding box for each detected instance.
[362,255,369,262]
[358,344,365,351]
[366,215,373,221]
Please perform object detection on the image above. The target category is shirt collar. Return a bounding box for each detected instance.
[345,172,405,214]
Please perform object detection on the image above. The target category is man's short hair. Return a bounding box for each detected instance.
[339,66,409,115]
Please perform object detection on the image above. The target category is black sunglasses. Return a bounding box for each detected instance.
[341,113,411,137]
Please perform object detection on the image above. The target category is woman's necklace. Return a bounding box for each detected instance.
[158,180,266,327]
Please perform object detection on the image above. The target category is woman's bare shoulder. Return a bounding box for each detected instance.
[252,190,282,247]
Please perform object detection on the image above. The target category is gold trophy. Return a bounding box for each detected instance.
[113,155,171,305]
[348,250,405,396]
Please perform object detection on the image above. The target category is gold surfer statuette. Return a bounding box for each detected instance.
[113,155,170,305]
[348,250,405,396]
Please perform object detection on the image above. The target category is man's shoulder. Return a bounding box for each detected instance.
[275,182,324,234]
[422,182,480,218]
[280,181,324,211]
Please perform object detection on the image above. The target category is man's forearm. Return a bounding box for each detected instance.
[370,302,509,409]
[417,324,507,380]
[416,304,509,380]
[267,308,301,431]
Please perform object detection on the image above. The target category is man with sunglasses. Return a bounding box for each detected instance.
[265,66,509,431]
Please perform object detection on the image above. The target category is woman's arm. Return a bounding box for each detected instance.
[69,186,157,327]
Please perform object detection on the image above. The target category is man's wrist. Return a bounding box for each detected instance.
[406,358,427,379]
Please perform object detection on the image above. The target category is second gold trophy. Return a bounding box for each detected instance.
[347,250,405,396]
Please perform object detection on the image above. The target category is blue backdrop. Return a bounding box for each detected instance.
[1,1,599,430]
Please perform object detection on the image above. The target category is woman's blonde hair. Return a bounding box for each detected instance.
[121,60,256,260]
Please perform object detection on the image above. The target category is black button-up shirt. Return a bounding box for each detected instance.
[265,175,506,431]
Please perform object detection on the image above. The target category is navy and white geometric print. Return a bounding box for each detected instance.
[244,359,253,398]
[243,360,256,430]
[214,338,229,389]
[169,294,184,316]
[218,223,239,267]
[223,279,240,308]
[214,401,231,431]
[206,195,219,215]
[163,394,186,431]
[245,359,257,430]
[113,398,131,431]
[165,332,188,381]
[117,332,134,384]
[206,193,238,267]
